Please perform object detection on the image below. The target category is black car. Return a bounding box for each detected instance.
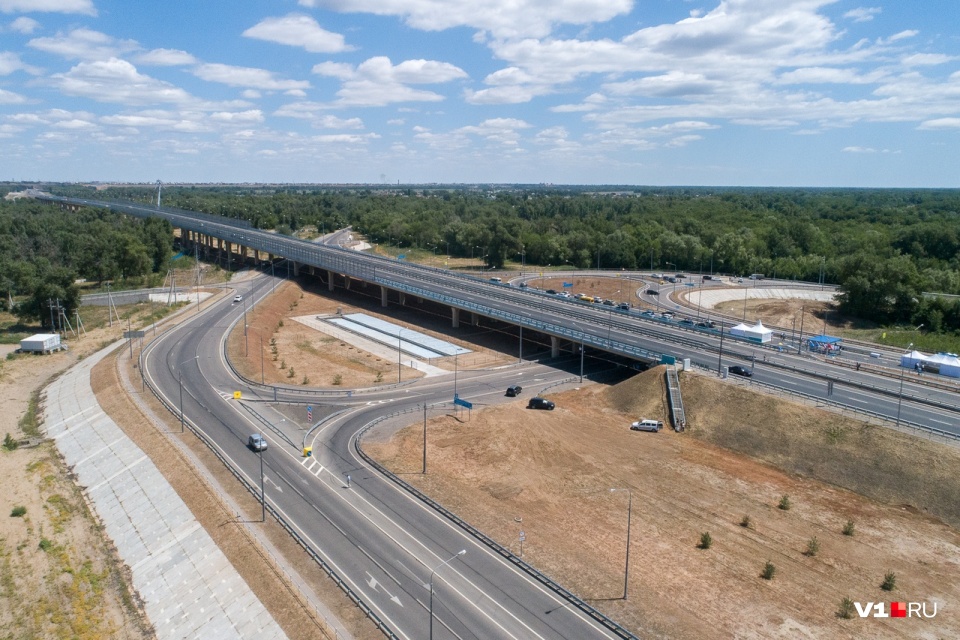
[518,282,528,288]
[728,365,753,377]
[679,319,695,326]
[505,385,522,397]
[646,289,659,296]
[528,397,555,410]
[545,289,557,295]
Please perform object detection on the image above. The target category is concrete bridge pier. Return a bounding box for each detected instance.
[327,270,335,291]
[550,336,560,358]
[381,286,389,307]
[451,307,460,328]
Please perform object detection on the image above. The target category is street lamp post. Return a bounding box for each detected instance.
[896,343,913,428]
[610,488,633,600]
[259,430,266,522]
[398,328,405,383]
[429,550,466,640]
[177,355,198,433]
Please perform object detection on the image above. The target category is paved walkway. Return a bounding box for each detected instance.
[43,343,286,640]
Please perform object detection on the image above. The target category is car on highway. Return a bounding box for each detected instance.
[618,302,631,310]
[640,310,657,317]
[702,275,714,280]
[248,433,268,451]
[556,292,571,298]
[505,385,523,397]
[602,299,615,306]
[528,397,555,410]
[696,320,716,328]
[630,419,663,432]
[518,282,528,288]
[233,295,243,303]
[678,319,695,326]
[728,365,753,377]
[646,288,659,296]
[546,289,557,295]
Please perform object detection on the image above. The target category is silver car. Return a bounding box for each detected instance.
[630,419,663,432]
[248,433,268,451]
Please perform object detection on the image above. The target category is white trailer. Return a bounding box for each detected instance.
[19,333,66,354]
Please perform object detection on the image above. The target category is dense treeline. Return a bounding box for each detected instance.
[0,198,172,328]
[27,184,960,333]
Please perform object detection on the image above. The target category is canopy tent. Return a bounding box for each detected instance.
[807,334,842,353]
[899,350,927,369]
[731,321,773,343]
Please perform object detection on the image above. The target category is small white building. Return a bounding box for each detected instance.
[19,334,66,354]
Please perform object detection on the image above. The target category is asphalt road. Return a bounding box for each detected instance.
[143,274,630,640]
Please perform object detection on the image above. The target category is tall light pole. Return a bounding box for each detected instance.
[259,429,266,522]
[896,343,913,428]
[398,328,405,383]
[177,355,198,433]
[429,550,466,640]
[610,488,633,600]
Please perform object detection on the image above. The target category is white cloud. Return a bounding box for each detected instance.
[844,7,881,23]
[313,56,467,106]
[918,118,960,130]
[243,14,352,53]
[51,58,194,105]
[9,16,39,33]
[193,63,311,91]
[841,146,898,153]
[900,53,954,67]
[0,87,26,103]
[604,71,720,97]
[209,110,265,124]
[0,51,40,75]
[28,28,139,61]
[298,0,632,39]
[0,0,95,15]
[135,48,197,66]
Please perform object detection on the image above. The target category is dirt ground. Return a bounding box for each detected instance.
[0,317,153,638]
[365,368,960,639]
[8,264,956,640]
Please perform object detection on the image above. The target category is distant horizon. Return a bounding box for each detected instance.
[7,181,959,192]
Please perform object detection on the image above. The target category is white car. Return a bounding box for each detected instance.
[233,295,243,303]
[631,419,663,432]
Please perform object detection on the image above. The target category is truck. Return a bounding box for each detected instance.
[19,334,66,354]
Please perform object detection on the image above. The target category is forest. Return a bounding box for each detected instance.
[4,183,960,333]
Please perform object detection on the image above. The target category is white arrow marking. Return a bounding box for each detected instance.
[264,476,283,493]
[366,572,403,607]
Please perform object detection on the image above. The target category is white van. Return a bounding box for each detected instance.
[630,419,663,432]
[489,277,502,284]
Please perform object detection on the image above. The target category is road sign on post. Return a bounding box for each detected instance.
[307,405,313,421]
[453,395,473,409]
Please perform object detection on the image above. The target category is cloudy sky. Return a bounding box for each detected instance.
[1,0,957,186]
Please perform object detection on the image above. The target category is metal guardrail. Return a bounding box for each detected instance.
[354,404,638,640]
[139,348,401,639]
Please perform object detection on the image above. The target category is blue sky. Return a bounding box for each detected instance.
[1,0,958,186]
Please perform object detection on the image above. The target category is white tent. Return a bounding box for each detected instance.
[729,323,751,339]
[899,350,928,369]
[926,352,960,378]
[737,321,773,343]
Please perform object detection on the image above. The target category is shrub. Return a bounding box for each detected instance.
[837,598,855,619]
[881,572,897,592]
[278,320,284,328]
[3,433,18,451]
[301,375,309,385]
[375,372,383,384]
[280,360,287,370]
[287,367,295,378]
[842,520,855,536]
[38,538,53,552]
[761,560,776,580]
[10,505,26,517]
[332,374,343,386]
[740,515,752,529]
[804,537,820,557]
[698,532,712,549]
[778,494,791,511]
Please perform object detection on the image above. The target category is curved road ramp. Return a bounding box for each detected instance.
[42,343,286,639]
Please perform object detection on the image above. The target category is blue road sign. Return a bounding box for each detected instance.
[453,396,473,409]
[562,282,573,288]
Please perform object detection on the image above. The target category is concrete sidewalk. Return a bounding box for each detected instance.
[43,344,286,640]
